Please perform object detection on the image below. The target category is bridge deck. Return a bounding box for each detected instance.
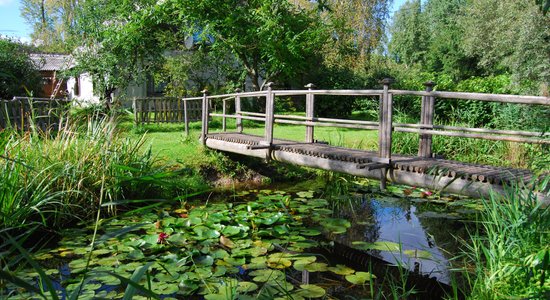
[206,132,536,189]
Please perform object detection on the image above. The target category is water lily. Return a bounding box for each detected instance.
[157,232,169,244]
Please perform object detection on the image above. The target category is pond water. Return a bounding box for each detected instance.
[2,180,477,299]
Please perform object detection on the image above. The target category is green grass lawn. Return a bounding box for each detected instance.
[124,117,380,168]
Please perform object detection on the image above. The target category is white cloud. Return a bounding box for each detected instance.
[0,0,14,7]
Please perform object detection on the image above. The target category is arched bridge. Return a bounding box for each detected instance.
[177,80,549,203]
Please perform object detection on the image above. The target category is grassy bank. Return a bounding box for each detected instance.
[0,112,189,232]
[460,183,550,299]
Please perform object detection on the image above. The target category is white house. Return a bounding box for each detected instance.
[30,53,149,106]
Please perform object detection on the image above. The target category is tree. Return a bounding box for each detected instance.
[0,37,40,99]
[461,0,550,87]
[167,0,327,91]
[388,0,429,67]
[20,0,78,52]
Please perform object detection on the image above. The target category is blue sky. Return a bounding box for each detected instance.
[0,0,31,42]
[0,0,408,43]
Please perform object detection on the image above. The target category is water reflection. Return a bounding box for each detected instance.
[331,194,470,284]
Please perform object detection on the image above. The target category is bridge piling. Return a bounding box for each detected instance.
[235,88,243,133]
[200,89,209,145]
[419,81,436,158]
[305,83,316,143]
[378,78,393,189]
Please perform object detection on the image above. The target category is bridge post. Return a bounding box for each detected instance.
[260,82,276,161]
[222,98,227,132]
[183,98,189,136]
[263,82,275,148]
[305,83,316,143]
[200,89,209,146]
[378,78,393,189]
[418,81,436,158]
[235,88,243,133]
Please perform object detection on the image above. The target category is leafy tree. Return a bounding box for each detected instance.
[461,0,550,88]
[388,0,428,66]
[167,0,328,91]
[0,37,40,99]
[20,0,78,52]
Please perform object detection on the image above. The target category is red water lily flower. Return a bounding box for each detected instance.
[157,232,169,244]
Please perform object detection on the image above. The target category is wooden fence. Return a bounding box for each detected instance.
[0,97,71,131]
[133,97,203,134]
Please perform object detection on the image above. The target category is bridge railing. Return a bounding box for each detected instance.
[190,80,549,165]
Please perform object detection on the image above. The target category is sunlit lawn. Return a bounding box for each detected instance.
[125,116,380,168]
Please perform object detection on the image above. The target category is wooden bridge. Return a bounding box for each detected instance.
[180,80,549,203]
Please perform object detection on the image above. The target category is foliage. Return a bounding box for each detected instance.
[460,183,550,298]
[20,0,78,52]
[0,37,40,99]
[0,109,178,231]
[461,0,550,86]
[2,190,363,299]
[166,0,328,91]
[73,0,167,102]
[157,48,241,97]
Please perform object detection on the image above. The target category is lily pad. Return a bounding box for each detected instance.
[403,249,432,259]
[328,264,355,275]
[267,257,292,269]
[322,218,351,234]
[352,241,401,252]
[345,271,376,285]
[236,281,258,293]
[295,284,326,298]
[249,269,285,282]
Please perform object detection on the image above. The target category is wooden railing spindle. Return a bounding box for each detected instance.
[305,83,315,143]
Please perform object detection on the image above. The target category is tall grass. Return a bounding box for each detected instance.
[459,180,550,299]
[0,110,161,231]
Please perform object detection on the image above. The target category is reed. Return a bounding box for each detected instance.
[458,179,550,299]
[0,109,161,231]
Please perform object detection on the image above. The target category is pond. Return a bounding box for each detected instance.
[2,179,478,299]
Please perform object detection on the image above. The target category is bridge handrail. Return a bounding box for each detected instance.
[390,90,549,105]
[184,82,549,163]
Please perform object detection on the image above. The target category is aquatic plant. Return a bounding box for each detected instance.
[459,179,550,299]
[0,109,172,231]
[1,190,380,299]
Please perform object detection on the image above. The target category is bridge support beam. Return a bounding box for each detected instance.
[378,78,393,190]
[419,81,436,158]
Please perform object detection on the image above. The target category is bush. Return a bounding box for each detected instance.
[0,111,167,231]
[0,37,40,99]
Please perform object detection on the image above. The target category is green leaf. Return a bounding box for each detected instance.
[345,271,376,285]
[328,264,355,275]
[295,284,326,298]
[403,249,432,259]
[352,241,401,252]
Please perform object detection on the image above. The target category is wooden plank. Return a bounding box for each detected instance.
[305,83,315,143]
[222,99,227,132]
[200,90,209,145]
[264,83,275,147]
[390,90,549,105]
[396,123,549,137]
[418,82,435,157]
[235,89,243,133]
[183,99,189,136]
[396,127,550,144]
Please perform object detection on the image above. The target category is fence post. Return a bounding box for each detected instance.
[263,82,275,149]
[305,83,315,143]
[200,89,209,146]
[183,97,189,136]
[235,88,243,133]
[222,98,227,132]
[133,97,138,126]
[378,78,393,189]
[418,81,436,158]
